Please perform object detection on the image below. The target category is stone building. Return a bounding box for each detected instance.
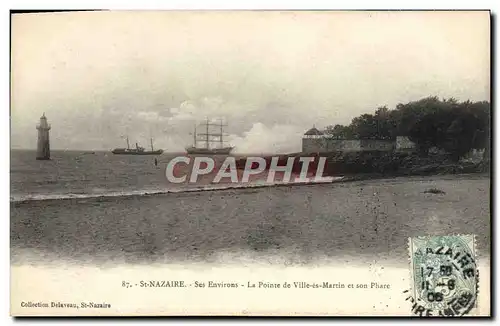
[301,126,416,153]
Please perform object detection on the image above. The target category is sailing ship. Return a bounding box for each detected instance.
[185,118,234,155]
[112,136,164,155]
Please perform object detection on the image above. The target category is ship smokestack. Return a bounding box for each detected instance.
[36,113,51,160]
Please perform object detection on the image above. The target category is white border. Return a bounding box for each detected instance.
[1,0,498,10]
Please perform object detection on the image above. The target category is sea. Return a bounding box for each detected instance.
[10,150,220,202]
[10,150,337,202]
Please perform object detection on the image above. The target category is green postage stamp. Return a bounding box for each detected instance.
[407,234,478,317]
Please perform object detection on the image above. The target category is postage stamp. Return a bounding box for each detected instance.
[407,234,478,317]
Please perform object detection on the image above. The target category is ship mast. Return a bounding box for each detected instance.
[193,124,197,147]
[193,118,229,149]
[219,119,223,148]
[126,136,130,150]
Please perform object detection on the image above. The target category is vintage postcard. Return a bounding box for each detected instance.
[10,10,491,316]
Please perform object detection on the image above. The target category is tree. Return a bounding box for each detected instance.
[350,114,378,139]
[324,96,490,160]
[324,124,354,139]
[408,109,453,156]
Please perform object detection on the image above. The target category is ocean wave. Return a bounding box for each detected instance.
[10,177,344,203]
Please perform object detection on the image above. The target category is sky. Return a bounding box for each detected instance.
[11,10,490,153]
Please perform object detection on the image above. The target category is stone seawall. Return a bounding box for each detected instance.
[235,151,484,177]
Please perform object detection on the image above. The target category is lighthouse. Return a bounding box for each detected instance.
[36,113,51,160]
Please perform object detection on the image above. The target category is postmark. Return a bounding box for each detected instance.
[407,234,478,316]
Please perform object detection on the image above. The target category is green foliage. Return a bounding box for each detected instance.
[324,96,490,160]
[324,124,354,139]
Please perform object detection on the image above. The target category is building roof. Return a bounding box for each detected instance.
[304,127,324,136]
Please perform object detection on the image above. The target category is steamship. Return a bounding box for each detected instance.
[112,136,163,155]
